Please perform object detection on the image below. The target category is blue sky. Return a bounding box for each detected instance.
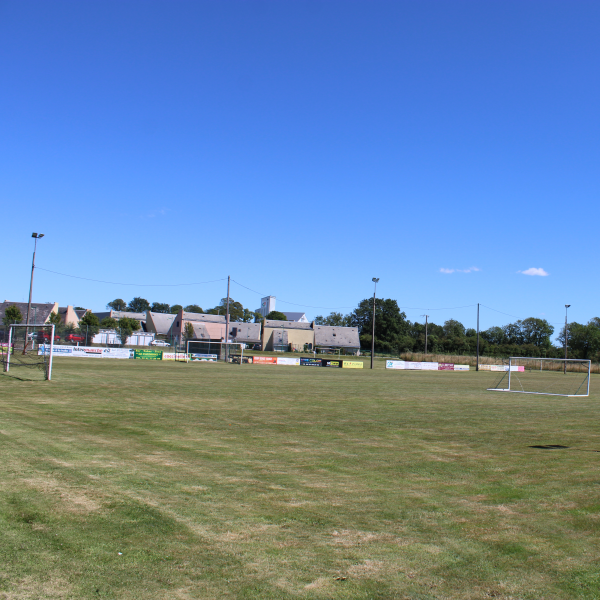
[1,1,598,338]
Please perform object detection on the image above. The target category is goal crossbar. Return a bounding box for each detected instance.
[3,323,55,380]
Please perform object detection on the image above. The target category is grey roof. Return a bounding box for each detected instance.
[94,310,146,323]
[282,312,307,322]
[74,309,88,319]
[263,319,313,330]
[314,325,360,348]
[0,302,55,325]
[182,311,226,323]
[146,312,176,334]
[229,322,262,343]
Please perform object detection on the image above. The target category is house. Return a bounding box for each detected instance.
[262,320,315,352]
[282,312,309,323]
[57,305,86,327]
[145,312,176,336]
[167,310,226,342]
[228,322,262,345]
[94,310,147,329]
[0,301,58,327]
[314,325,361,355]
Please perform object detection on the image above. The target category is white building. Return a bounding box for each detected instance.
[255,296,276,318]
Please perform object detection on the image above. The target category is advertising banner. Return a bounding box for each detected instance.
[454,365,470,371]
[421,362,439,370]
[276,357,300,366]
[72,346,104,358]
[300,357,322,367]
[321,359,343,368]
[253,356,277,364]
[189,353,218,361]
[386,360,405,369]
[438,363,454,370]
[102,348,133,359]
[478,364,492,371]
[135,349,163,360]
[39,345,72,356]
[162,353,189,361]
[342,361,363,369]
[490,365,524,372]
[405,362,422,370]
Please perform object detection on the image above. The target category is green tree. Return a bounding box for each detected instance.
[117,317,141,346]
[520,317,554,347]
[3,305,23,326]
[443,319,466,339]
[557,319,600,359]
[208,298,256,322]
[100,317,118,329]
[314,311,351,327]
[106,299,127,311]
[265,310,289,321]
[151,302,170,313]
[48,311,62,326]
[183,322,195,342]
[349,298,409,353]
[184,304,203,313]
[128,297,150,313]
[170,305,183,314]
[79,312,100,344]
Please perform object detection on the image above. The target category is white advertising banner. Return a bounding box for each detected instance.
[406,362,423,370]
[421,362,439,370]
[39,345,133,359]
[454,365,470,371]
[276,357,300,366]
[162,353,189,361]
[386,360,405,369]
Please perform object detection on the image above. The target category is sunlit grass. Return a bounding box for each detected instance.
[1,358,599,599]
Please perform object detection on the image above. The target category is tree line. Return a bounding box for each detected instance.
[315,298,600,361]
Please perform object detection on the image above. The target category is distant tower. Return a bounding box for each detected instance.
[256,296,276,317]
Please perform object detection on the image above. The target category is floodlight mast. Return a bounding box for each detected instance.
[370,278,379,369]
[564,304,570,374]
[24,233,44,353]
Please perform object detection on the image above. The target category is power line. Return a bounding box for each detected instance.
[37,267,227,288]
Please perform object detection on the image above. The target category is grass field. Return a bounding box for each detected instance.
[1,358,599,599]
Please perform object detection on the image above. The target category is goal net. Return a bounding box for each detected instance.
[487,357,590,397]
[186,341,247,363]
[1,324,55,381]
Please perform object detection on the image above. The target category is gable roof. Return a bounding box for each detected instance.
[263,319,313,330]
[0,302,57,326]
[229,322,262,343]
[146,312,176,335]
[181,311,226,323]
[282,312,308,322]
[314,325,360,348]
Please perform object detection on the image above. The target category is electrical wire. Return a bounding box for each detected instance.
[37,267,226,288]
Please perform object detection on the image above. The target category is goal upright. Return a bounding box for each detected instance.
[487,357,591,397]
[2,323,55,380]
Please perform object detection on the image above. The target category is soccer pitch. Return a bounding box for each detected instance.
[1,359,599,599]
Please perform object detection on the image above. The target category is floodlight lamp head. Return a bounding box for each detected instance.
[31,233,44,238]
[32,233,37,237]
[372,277,379,283]
[565,304,571,308]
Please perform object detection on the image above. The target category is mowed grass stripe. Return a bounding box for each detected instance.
[1,358,599,599]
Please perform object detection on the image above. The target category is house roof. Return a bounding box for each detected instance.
[314,325,360,348]
[190,322,225,340]
[182,311,226,323]
[263,319,313,330]
[282,312,308,322]
[0,302,56,326]
[229,322,262,343]
[146,312,176,335]
[74,309,88,319]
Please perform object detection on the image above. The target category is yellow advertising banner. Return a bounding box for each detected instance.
[342,361,364,369]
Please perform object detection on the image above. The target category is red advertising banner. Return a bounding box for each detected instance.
[253,356,277,364]
[438,363,454,370]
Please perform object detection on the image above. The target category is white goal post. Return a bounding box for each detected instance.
[2,324,55,381]
[185,341,247,364]
[487,357,591,397]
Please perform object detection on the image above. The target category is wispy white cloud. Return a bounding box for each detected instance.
[519,267,549,277]
[439,267,480,274]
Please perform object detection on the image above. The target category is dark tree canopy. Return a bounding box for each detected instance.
[3,305,23,326]
[151,302,171,313]
[314,312,351,327]
[128,297,150,313]
[184,304,203,313]
[170,304,183,314]
[106,299,127,311]
[265,310,289,321]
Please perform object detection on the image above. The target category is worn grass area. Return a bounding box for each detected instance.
[1,359,599,599]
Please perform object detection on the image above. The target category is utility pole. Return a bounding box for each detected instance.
[370,278,379,369]
[24,233,44,353]
[421,314,429,354]
[476,303,480,372]
[225,276,231,361]
[564,304,570,374]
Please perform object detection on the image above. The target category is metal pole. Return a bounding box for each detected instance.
[5,326,13,372]
[48,324,55,380]
[564,305,570,374]
[476,303,480,372]
[225,275,230,361]
[24,236,38,353]
[370,278,379,369]
[424,315,428,354]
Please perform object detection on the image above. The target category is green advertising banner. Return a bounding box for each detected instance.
[134,349,163,360]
